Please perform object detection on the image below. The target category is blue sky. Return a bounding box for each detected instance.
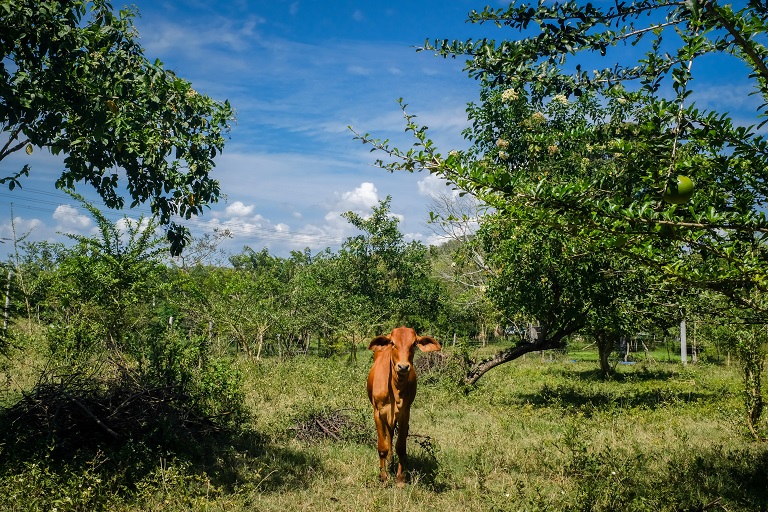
[1,1,497,259]
[0,1,762,260]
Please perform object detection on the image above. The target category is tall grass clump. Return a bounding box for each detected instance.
[0,195,250,510]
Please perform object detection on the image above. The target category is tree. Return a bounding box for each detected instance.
[281,248,332,354]
[1,208,69,334]
[339,197,444,332]
[170,228,234,269]
[349,2,768,398]
[202,247,290,359]
[1,0,234,254]
[466,213,666,381]
[48,192,168,366]
[285,198,445,359]
[426,193,502,343]
[353,0,768,316]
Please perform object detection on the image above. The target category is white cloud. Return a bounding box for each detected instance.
[339,182,379,211]
[225,201,256,218]
[318,182,381,237]
[0,216,44,244]
[114,217,155,246]
[141,14,266,56]
[417,174,456,198]
[419,231,454,248]
[115,216,151,232]
[53,204,92,231]
[352,9,365,22]
[347,65,371,76]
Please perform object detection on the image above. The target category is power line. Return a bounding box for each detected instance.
[0,188,344,245]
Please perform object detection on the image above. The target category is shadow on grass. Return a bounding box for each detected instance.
[485,364,733,413]
[691,445,768,509]
[401,435,450,492]
[562,367,682,382]
[565,441,768,510]
[0,382,324,502]
[500,380,730,413]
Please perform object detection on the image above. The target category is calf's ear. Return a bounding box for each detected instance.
[416,336,441,352]
[368,335,391,351]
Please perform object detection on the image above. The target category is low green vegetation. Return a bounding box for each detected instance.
[4,3,768,509]
[2,341,766,511]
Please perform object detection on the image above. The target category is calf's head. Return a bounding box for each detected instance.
[368,326,441,379]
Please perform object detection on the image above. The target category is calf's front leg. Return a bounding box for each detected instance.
[373,408,392,483]
[394,410,411,488]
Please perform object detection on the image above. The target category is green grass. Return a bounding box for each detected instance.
[2,345,767,511]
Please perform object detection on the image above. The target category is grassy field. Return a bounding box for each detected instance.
[2,343,767,511]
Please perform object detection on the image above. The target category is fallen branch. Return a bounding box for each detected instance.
[314,418,341,441]
[65,392,120,440]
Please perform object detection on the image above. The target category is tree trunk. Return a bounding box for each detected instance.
[256,331,264,361]
[464,336,567,385]
[464,318,584,385]
[594,332,614,377]
[348,333,358,364]
[3,269,11,333]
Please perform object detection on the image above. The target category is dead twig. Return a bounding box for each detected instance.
[314,418,341,441]
[65,392,120,440]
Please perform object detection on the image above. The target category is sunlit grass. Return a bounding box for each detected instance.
[2,342,767,511]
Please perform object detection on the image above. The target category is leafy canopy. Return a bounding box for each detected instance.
[353,0,768,316]
[0,0,235,255]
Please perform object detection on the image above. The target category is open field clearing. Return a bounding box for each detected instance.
[6,1,768,511]
[3,344,766,511]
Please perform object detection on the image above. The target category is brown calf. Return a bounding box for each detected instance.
[366,326,441,487]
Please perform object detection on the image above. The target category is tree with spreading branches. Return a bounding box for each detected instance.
[352,0,768,380]
[1,0,234,254]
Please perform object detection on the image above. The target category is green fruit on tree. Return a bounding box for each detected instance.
[662,175,694,204]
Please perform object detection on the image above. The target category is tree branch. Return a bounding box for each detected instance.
[0,131,30,161]
[464,327,580,385]
[709,5,768,85]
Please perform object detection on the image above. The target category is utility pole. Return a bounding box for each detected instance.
[3,269,11,333]
[680,319,687,365]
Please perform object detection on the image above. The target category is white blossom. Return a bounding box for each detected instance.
[501,88,519,102]
[530,111,547,124]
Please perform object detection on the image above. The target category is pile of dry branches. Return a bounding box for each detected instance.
[293,408,369,444]
[1,377,225,457]
[414,351,451,375]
